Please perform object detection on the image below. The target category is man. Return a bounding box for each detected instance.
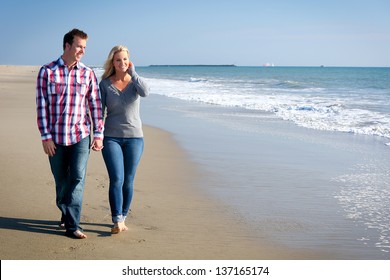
[36,28,104,239]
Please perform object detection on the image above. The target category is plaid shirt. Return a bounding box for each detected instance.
[36,57,104,146]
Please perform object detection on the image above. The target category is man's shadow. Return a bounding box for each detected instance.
[0,216,112,237]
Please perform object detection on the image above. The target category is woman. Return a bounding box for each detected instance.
[99,45,149,233]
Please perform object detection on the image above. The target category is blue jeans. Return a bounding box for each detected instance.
[48,136,90,234]
[102,137,144,223]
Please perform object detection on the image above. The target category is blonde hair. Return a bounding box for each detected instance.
[101,45,130,80]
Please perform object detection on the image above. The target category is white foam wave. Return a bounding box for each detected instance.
[146,77,390,140]
[189,77,208,82]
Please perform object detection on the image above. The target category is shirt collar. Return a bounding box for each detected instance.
[58,57,80,70]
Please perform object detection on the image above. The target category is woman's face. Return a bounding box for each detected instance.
[113,50,129,73]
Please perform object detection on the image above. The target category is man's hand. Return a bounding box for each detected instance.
[91,139,103,151]
[42,140,56,156]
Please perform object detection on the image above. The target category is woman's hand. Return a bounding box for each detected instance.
[91,139,103,151]
[128,61,136,76]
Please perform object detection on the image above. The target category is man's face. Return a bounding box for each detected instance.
[65,36,87,63]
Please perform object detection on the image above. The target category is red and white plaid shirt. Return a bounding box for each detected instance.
[36,57,104,146]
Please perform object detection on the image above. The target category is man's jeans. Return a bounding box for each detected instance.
[48,136,90,233]
[102,137,144,223]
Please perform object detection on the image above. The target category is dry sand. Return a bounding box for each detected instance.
[0,65,332,260]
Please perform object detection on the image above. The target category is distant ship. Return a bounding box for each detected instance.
[263,63,275,67]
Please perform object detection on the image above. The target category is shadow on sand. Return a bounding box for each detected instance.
[0,216,112,238]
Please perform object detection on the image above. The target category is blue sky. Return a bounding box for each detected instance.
[1,0,389,67]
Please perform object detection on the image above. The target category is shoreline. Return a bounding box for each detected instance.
[0,65,333,259]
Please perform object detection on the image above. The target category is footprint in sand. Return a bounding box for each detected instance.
[144,226,158,231]
[66,242,95,252]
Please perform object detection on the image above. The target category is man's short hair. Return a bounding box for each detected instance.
[63,28,88,50]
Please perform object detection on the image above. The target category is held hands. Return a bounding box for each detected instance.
[91,139,103,151]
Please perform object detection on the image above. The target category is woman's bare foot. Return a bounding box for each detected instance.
[111,222,128,234]
[72,230,87,239]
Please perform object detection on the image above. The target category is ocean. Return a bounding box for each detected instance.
[94,66,390,259]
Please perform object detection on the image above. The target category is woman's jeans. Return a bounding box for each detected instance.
[102,137,144,223]
[48,136,90,234]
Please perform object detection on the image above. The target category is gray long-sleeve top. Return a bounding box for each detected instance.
[99,67,149,138]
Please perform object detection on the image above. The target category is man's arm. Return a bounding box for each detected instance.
[88,70,104,151]
[36,67,56,155]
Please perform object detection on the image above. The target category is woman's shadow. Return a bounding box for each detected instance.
[0,216,112,237]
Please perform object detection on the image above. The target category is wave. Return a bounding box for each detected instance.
[276,80,305,89]
[189,77,208,82]
[145,77,390,140]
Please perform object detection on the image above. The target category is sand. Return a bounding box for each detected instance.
[0,65,332,260]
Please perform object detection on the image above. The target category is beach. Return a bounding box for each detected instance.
[0,65,335,260]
